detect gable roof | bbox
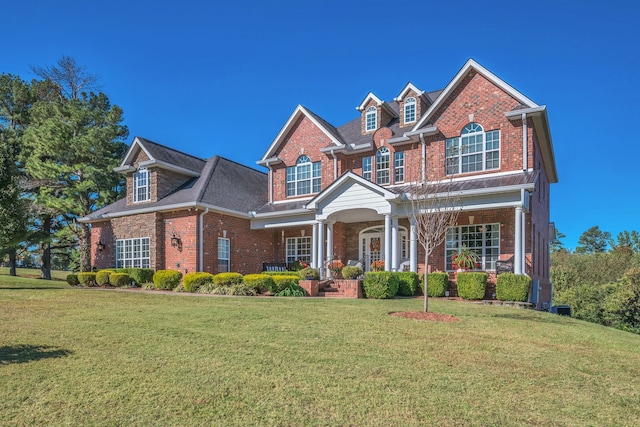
[115,136,206,176]
[393,82,425,101]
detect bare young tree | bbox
[407,180,460,312]
[31,55,101,100]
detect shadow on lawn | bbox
[0,344,74,365]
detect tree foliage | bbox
[575,225,611,254]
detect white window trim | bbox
[286,155,321,197]
[376,147,390,185]
[394,151,404,183]
[445,223,500,271]
[133,168,150,202]
[404,97,416,124]
[218,237,230,273]
[365,106,377,132]
[445,123,500,176]
[362,157,372,181]
[286,236,312,265]
[116,237,150,268]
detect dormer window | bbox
[286,155,321,197]
[365,106,377,131]
[404,97,416,124]
[133,168,150,202]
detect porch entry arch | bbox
[358,225,408,271]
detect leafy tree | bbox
[550,228,566,253]
[575,226,611,254]
[611,230,640,254]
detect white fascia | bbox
[114,165,135,173]
[118,137,153,168]
[251,208,311,219]
[80,202,251,222]
[138,159,200,177]
[388,126,438,145]
[393,82,424,101]
[356,92,384,111]
[505,106,547,119]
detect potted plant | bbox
[452,246,479,271]
[328,260,344,278]
[370,259,385,272]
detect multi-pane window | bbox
[365,106,377,131]
[286,155,321,197]
[394,151,404,183]
[218,238,230,272]
[116,237,150,268]
[362,157,372,181]
[286,237,312,265]
[133,168,150,202]
[404,97,416,124]
[445,123,500,175]
[445,224,500,271]
[375,147,390,185]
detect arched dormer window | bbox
[365,106,377,131]
[404,97,416,124]
[445,123,500,175]
[133,167,150,202]
[375,147,390,184]
[286,155,321,197]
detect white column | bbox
[384,214,392,271]
[410,217,418,273]
[391,216,399,271]
[326,222,334,278]
[521,209,527,274]
[317,221,325,279]
[514,206,523,274]
[312,222,318,269]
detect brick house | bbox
[82,59,557,307]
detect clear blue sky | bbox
[3,0,638,250]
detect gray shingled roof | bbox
[391,170,538,195]
[136,137,207,173]
[254,200,308,214]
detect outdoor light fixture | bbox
[96,241,106,251]
[171,234,182,250]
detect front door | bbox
[363,234,384,271]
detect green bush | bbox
[457,272,487,300]
[395,272,419,296]
[243,274,275,293]
[601,268,640,333]
[96,270,114,286]
[153,270,183,290]
[262,271,297,276]
[275,284,308,297]
[197,282,219,294]
[227,284,257,296]
[183,272,215,292]
[66,274,80,286]
[496,273,531,302]
[110,273,132,287]
[298,267,320,280]
[420,272,449,297]
[271,275,299,293]
[341,265,362,279]
[119,268,155,285]
[362,272,399,299]
[77,272,97,287]
[213,272,243,286]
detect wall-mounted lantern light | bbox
[97,241,106,251]
[171,234,182,250]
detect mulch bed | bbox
[389,311,459,322]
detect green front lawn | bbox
[1,275,639,426]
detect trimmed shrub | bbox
[96,270,114,286]
[183,272,215,293]
[197,282,219,294]
[395,272,419,296]
[341,265,362,279]
[77,272,97,287]
[457,272,488,300]
[66,274,80,286]
[420,272,449,297]
[298,267,319,280]
[243,274,275,293]
[496,273,531,302]
[153,270,183,290]
[271,275,299,293]
[141,282,156,290]
[227,284,257,296]
[213,272,243,286]
[121,268,154,285]
[110,273,132,287]
[275,284,308,297]
[362,272,399,299]
[262,271,298,276]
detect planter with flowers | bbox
[370,259,385,272]
[328,260,344,278]
[451,246,480,271]
[287,259,309,272]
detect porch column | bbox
[514,206,523,274]
[391,216,399,271]
[384,214,392,271]
[312,222,318,269]
[410,217,418,273]
[326,222,334,278]
[317,221,325,279]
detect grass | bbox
[1,274,639,426]
[0,267,70,281]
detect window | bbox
[394,151,404,183]
[445,224,500,271]
[116,237,150,268]
[376,147,390,184]
[365,106,377,131]
[218,238,230,272]
[404,97,416,124]
[133,168,150,202]
[362,157,372,181]
[286,237,312,265]
[286,155,321,197]
[445,123,500,175]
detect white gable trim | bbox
[306,171,398,210]
[118,136,154,168]
[259,105,344,163]
[412,59,540,131]
[356,92,384,111]
[394,82,424,101]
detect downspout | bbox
[198,207,209,272]
[419,133,426,182]
[330,149,338,180]
[266,162,273,204]
[522,112,528,171]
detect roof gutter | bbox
[198,207,209,271]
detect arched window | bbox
[365,106,377,131]
[445,123,500,175]
[404,97,416,124]
[376,147,390,184]
[286,155,321,197]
